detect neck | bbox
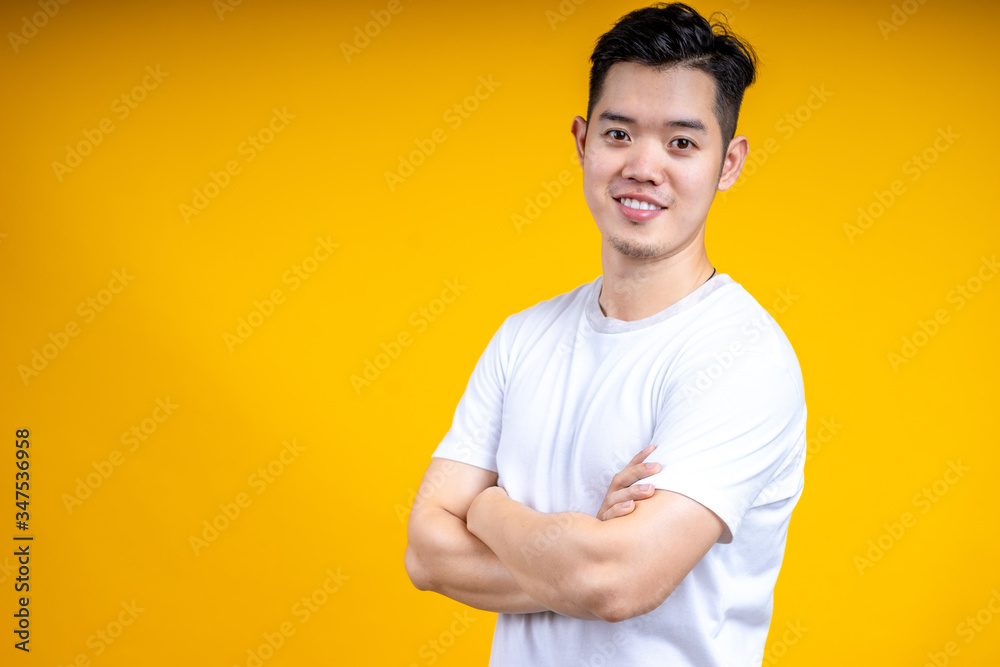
[598,237,714,322]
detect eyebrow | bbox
[597,110,708,134]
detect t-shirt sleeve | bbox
[640,340,807,543]
[430,318,510,472]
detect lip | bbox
[613,193,667,222]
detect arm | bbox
[466,485,725,623]
[404,457,546,613]
[404,447,664,614]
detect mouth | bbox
[614,196,666,222]
[616,197,664,211]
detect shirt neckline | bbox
[585,273,733,334]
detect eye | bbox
[672,138,694,150]
[606,129,629,142]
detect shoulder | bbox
[496,277,598,340]
[667,274,804,404]
[675,275,803,393]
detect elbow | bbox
[404,510,449,593]
[589,592,664,624]
[577,563,675,623]
[588,592,644,624]
[593,600,637,625]
[405,513,440,592]
[404,543,432,591]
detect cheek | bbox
[674,161,718,201]
[581,164,608,204]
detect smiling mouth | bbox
[615,197,664,211]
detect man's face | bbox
[571,62,746,261]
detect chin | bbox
[607,234,664,259]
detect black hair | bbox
[587,3,758,149]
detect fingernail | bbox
[640,484,653,492]
[645,462,659,470]
[621,500,633,508]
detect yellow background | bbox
[1,0,998,664]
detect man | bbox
[404,3,807,665]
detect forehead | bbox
[594,62,719,133]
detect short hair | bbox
[587,3,758,149]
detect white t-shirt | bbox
[432,273,807,667]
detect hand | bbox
[596,444,662,521]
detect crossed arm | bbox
[404,445,726,623]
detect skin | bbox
[403,447,661,614]
[570,62,749,321]
[405,61,751,622]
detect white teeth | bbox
[619,197,661,211]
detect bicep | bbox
[411,457,498,523]
[644,347,806,542]
[590,489,725,619]
[630,489,726,565]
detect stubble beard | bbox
[607,232,664,259]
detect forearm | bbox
[405,504,549,614]
[466,488,611,620]
[468,486,724,623]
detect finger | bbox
[633,460,662,482]
[608,460,663,491]
[598,484,657,520]
[602,483,656,510]
[599,499,637,521]
[625,443,657,468]
[608,445,660,488]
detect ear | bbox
[716,134,749,191]
[570,116,588,169]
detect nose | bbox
[620,139,665,185]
